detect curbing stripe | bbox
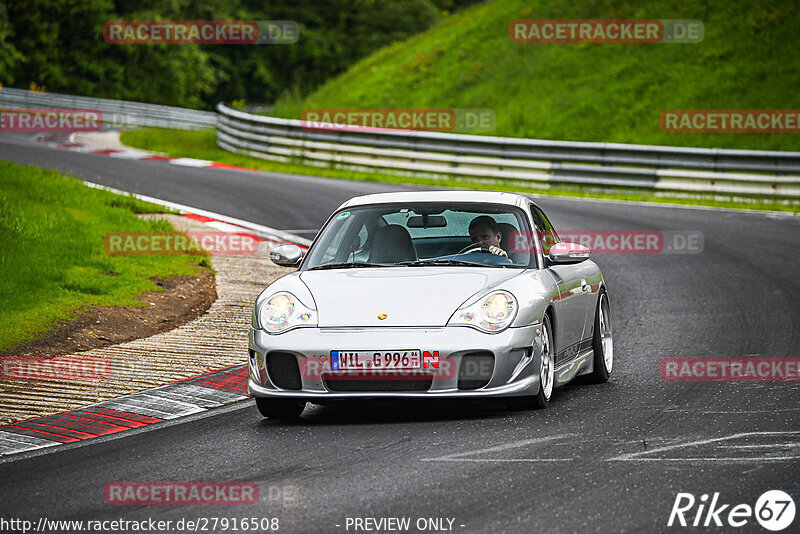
[14,421,108,440]
[23,413,133,437]
[94,399,200,420]
[79,407,164,425]
[41,134,314,246]
[133,392,208,414]
[168,157,215,167]
[0,434,59,453]
[147,389,233,409]
[82,181,312,247]
[0,365,249,458]
[46,138,259,173]
[66,411,150,429]
[185,367,249,396]
[1,425,79,443]
[156,382,242,405]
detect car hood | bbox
[300,267,521,327]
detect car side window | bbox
[351,224,369,261]
[316,214,363,263]
[529,204,559,255]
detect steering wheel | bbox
[456,243,491,255]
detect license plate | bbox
[330,350,421,370]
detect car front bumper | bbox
[248,324,544,399]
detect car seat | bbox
[368,225,418,263]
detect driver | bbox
[468,216,508,257]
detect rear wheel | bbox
[511,313,554,410]
[587,291,613,383]
[255,397,306,419]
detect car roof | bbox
[339,190,530,209]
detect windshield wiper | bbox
[398,259,493,267]
[308,261,393,271]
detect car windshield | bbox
[303,202,534,269]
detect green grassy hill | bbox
[273,0,800,151]
[0,161,208,351]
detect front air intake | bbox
[322,372,432,392]
[265,352,302,390]
[458,352,494,390]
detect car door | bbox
[530,204,591,364]
[578,259,602,343]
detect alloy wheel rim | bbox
[541,323,554,399]
[599,294,613,373]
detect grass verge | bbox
[120,127,800,213]
[0,160,210,351]
[272,0,800,152]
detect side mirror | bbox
[269,244,303,267]
[548,242,590,264]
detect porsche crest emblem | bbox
[377,313,388,320]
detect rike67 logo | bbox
[669,490,796,531]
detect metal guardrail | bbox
[3,89,796,197]
[0,88,216,129]
[216,103,800,198]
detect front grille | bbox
[458,351,494,390]
[322,372,432,392]
[265,352,302,390]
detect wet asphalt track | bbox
[1,133,799,533]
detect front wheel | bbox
[587,291,613,383]
[511,313,554,410]
[255,397,306,419]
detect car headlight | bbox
[449,290,517,333]
[258,292,317,334]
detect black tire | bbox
[511,313,554,410]
[255,397,306,419]
[587,291,613,383]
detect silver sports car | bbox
[248,191,613,419]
